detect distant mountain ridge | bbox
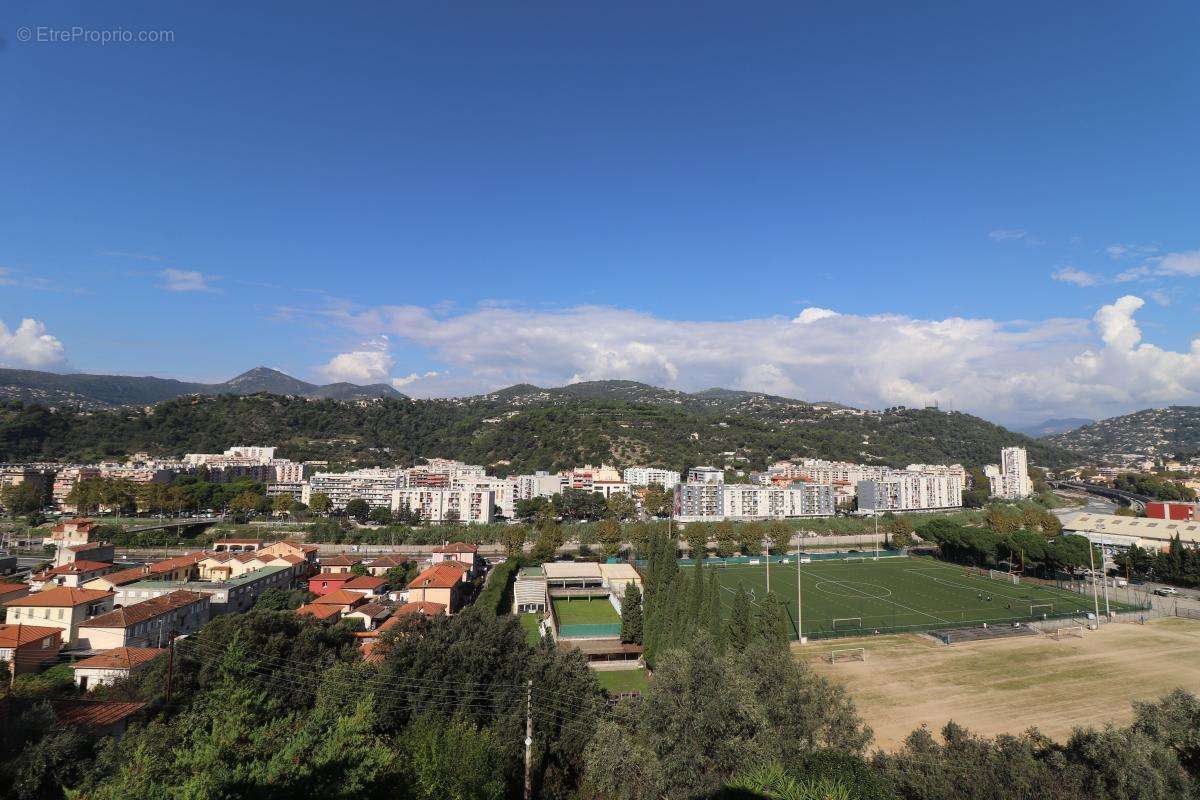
[1045,406,1200,461]
[0,366,405,408]
[1018,417,1095,438]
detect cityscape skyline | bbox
[3,3,1200,425]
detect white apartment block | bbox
[406,458,487,488]
[303,468,405,510]
[183,446,277,466]
[856,471,964,513]
[563,464,623,491]
[513,472,565,500]
[454,476,517,519]
[675,481,835,521]
[687,466,725,484]
[623,467,681,489]
[391,488,495,524]
[984,447,1033,500]
[722,483,836,520]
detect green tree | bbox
[405,713,507,800]
[271,493,293,515]
[607,492,636,521]
[368,506,393,525]
[501,523,528,557]
[767,520,792,557]
[725,586,754,653]
[597,517,622,557]
[642,483,673,518]
[308,492,332,514]
[345,498,370,522]
[621,582,644,645]
[715,521,737,558]
[685,523,709,562]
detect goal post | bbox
[828,647,866,663]
[842,556,865,563]
[1052,625,1085,640]
[1030,603,1053,618]
[832,617,863,631]
[988,569,1020,585]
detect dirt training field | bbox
[802,617,1200,750]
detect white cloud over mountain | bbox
[314,337,394,383]
[306,295,1200,423]
[0,318,67,369]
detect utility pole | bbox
[523,679,533,800]
[166,633,176,703]
[765,535,770,594]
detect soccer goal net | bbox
[832,617,863,631]
[843,556,866,563]
[828,647,867,664]
[988,569,1020,585]
[1052,625,1085,640]
[1030,603,1053,618]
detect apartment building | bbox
[984,447,1033,500]
[623,467,681,489]
[78,590,210,650]
[857,470,964,513]
[303,468,404,510]
[686,466,724,484]
[674,482,724,521]
[513,471,565,501]
[406,458,487,488]
[454,476,517,518]
[564,464,623,491]
[114,564,295,615]
[3,587,116,647]
[721,483,837,519]
[392,487,495,524]
[52,467,102,512]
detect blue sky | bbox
[2,1,1199,424]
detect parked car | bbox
[1155,587,1179,596]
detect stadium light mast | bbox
[765,534,770,594]
[796,536,805,644]
[1087,539,1101,627]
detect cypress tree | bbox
[707,569,724,652]
[754,591,789,649]
[725,585,753,653]
[620,582,643,644]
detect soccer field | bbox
[694,556,1140,640]
[551,597,621,626]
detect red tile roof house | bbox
[0,623,63,675]
[0,583,31,603]
[431,542,480,573]
[317,554,362,574]
[344,602,391,631]
[308,571,354,596]
[364,554,411,577]
[72,647,165,690]
[30,560,115,591]
[312,589,367,614]
[77,590,210,650]
[359,601,444,662]
[3,587,116,647]
[211,538,264,552]
[405,563,469,614]
[342,574,388,599]
[295,602,344,623]
[54,541,116,568]
[50,699,145,739]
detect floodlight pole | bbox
[765,536,770,594]
[1088,540,1101,626]
[1099,534,1111,618]
[796,536,804,644]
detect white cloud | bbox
[793,307,840,324]
[0,318,68,369]
[307,296,1200,423]
[160,268,217,292]
[314,338,395,384]
[392,371,441,389]
[988,229,1027,242]
[1155,250,1200,277]
[1051,266,1100,287]
[1105,243,1159,261]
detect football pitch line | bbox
[815,574,952,625]
[903,568,1033,603]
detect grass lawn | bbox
[518,613,543,645]
[596,668,648,694]
[551,597,621,626]
[688,555,1143,640]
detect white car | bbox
[1154,587,1179,597]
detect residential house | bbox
[54,541,115,568]
[405,562,469,614]
[84,552,205,593]
[317,554,361,574]
[296,602,343,622]
[73,647,165,690]
[312,589,366,614]
[3,587,116,647]
[30,560,114,591]
[211,538,264,552]
[0,583,30,603]
[344,602,391,631]
[50,699,145,739]
[114,565,295,615]
[308,571,354,596]
[0,623,62,674]
[78,590,210,650]
[431,542,480,574]
[364,554,410,577]
[343,575,388,599]
[43,518,97,548]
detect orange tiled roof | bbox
[394,601,446,617]
[79,590,206,629]
[72,647,165,671]
[0,623,62,647]
[343,575,386,590]
[4,587,113,608]
[407,563,466,590]
[312,589,365,607]
[433,542,479,554]
[319,554,362,567]
[34,560,112,578]
[296,602,342,620]
[51,699,145,729]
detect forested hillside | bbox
[0,389,1077,472]
[1046,406,1200,461]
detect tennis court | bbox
[692,556,1142,639]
